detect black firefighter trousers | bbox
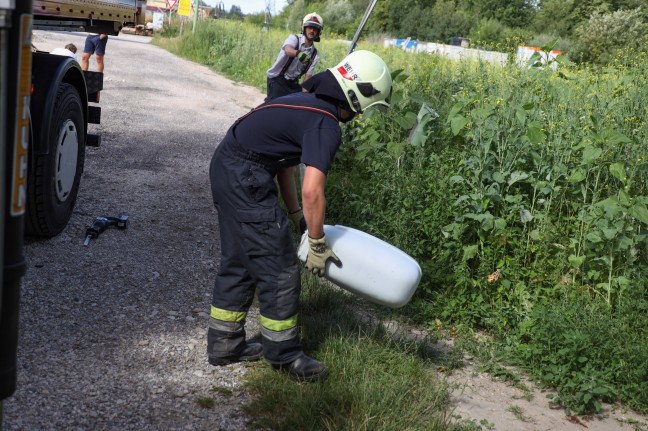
[207,130,303,365]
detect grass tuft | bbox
[243,274,454,431]
[196,396,215,409]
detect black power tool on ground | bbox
[83,215,129,246]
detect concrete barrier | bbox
[384,38,508,65]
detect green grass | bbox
[243,274,456,431]
[152,19,372,91]
[508,405,533,423]
[195,396,215,409]
[210,385,233,397]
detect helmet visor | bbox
[368,101,390,114]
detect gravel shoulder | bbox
[3,30,647,431]
[4,30,264,431]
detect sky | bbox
[202,0,288,15]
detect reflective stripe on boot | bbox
[208,306,247,359]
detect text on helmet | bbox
[337,63,360,81]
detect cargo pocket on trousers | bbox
[237,207,283,256]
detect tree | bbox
[365,0,390,34]
[428,0,474,42]
[575,7,647,63]
[385,0,420,37]
[402,5,425,39]
[324,0,355,36]
[469,17,505,46]
[229,5,243,19]
[465,0,535,27]
[287,0,306,30]
[531,0,645,38]
[532,0,577,36]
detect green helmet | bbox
[329,50,392,113]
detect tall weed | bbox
[154,20,648,414]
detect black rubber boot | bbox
[272,354,329,382]
[209,342,263,366]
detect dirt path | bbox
[448,364,647,430]
[3,30,646,431]
[376,316,648,431]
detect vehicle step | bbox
[86,134,101,147]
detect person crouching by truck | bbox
[51,43,78,60]
[206,50,393,383]
[265,13,323,101]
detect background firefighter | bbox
[207,50,393,382]
[265,12,323,101]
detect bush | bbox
[510,296,648,415]
[575,7,647,64]
[469,18,505,47]
[153,20,648,414]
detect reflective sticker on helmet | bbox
[337,63,359,81]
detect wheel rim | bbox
[55,119,79,202]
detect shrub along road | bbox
[2,30,646,431]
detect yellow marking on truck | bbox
[11,14,33,216]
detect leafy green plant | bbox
[510,296,648,415]
[154,20,648,414]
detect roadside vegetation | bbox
[154,12,648,425]
[244,276,457,430]
[221,0,647,66]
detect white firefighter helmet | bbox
[329,50,392,113]
[302,12,323,31]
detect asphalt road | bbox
[2,30,265,430]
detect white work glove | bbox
[288,209,306,235]
[305,235,340,277]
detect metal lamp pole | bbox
[192,0,199,34]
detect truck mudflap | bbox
[84,70,102,147]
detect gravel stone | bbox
[2,30,265,431]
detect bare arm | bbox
[277,166,300,214]
[283,44,299,58]
[302,165,327,239]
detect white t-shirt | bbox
[51,48,77,60]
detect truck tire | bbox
[25,83,86,237]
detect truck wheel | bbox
[26,83,86,237]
